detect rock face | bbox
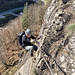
[15,0,75,75]
[15,58,36,75]
[73,1,75,10]
[54,32,75,75]
[36,0,75,75]
[39,0,72,55]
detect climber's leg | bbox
[25,46,33,56]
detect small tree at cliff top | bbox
[22,3,29,30]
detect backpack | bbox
[18,31,25,46]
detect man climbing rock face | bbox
[22,29,38,56]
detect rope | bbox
[35,35,54,75]
[44,51,67,75]
[35,34,66,75]
[38,48,54,75]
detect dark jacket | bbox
[22,35,36,48]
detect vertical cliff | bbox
[36,0,75,75]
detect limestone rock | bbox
[71,72,75,75]
[15,57,37,75]
[61,62,67,68]
[73,1,75,10]
[37,58,44,68]
[60,56,65,62]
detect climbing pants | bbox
[25,45,38,56]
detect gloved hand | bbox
[31,39,35,43]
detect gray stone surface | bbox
[15,57,37,75]
[37,0,74,74]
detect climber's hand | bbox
[31,39,35,43]
[36,36,40,41]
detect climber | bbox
[21,29,40,56]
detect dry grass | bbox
[0,16,22,74]
[0,15,41,74]
[33,68,37,75]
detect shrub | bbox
[65,24,75,36]
[22,0,51,35]
[33,68,37,75]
